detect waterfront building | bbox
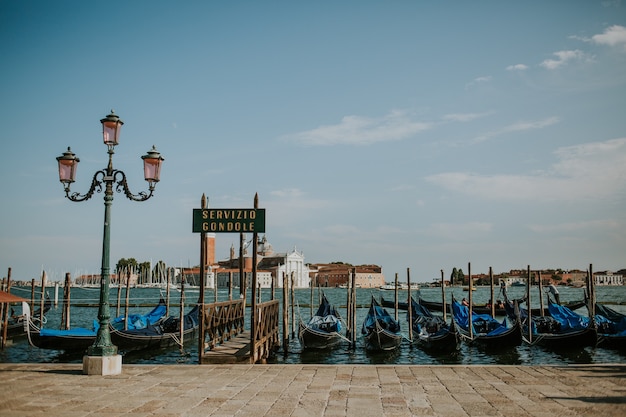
[214,236,310,289]
[594,271,624,286]
[311,263,385,288]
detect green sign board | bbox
[192,208,265,233]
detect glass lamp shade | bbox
[56,147,80,183]
[141,146,164,182]
[100,110,124,146]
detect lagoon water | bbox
[2,285,625,365]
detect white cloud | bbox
[506,64,528,71]
[281,109,431,146]
[473,116,559,143]
[270,188,304,198]
[591,25,626,49]
[465,76,492,89]
[426,137,626,202]
[540,50,585,69]
[442,112,492,122]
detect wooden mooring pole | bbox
[441,270,447,322]
[394,272,399,321]
[1,268,11,348]
[40,270,46,326]
[468,262,473,340]
[123,269,131,329]
[350,268,356,348]
[526,265,532,344]
[30,279,35,317]
[61,273,71,330]
[407,268,413,341]
[290,272,295,338]
[538,270,544,317]
[346,272,352,348]
[282,270,289,355]
[489,267,495,318]
[179,275,185,351]
[116,271,122,317]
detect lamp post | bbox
[56,110,164,374]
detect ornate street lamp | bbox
[56,110,163,373]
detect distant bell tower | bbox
[205,233,215,265]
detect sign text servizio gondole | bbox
[192,208,265,233]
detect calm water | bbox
[2,285,625,365]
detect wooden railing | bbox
[202,299,245,350]
[251,299,280,363]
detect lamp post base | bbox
[82,354,122,376]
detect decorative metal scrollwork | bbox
[64,170,106,202]
[64,169,154,203]
[112,170,154,202]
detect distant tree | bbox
[138,261,151,284]
[457,269,465,285]
[476,277,488,286]
[330,261,352,266]
[116,258,138,272]
[450,268,458,286]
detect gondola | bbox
[409,297,460,352]
[382,296,586,317]
[26,298,168,352]
[4,295,52,341]
[504,298,597,349]
[451,296,522,348]
[594,302,626,350]
[361,296,402,351]
[298,293,344,349]
[110,304,199,352]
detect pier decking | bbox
[201,330,251,364]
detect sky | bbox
[1,1,625,283]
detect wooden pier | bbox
[198,299,279,364]
[200,330,251,363]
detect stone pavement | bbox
[1,363,625,417]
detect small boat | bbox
[451,296,522,348]
[594,303,626,350]
[504,300,597,349]
[361,296,402,351]
[379,284,397,290]
[298,293,344,349]
[4,296,52,341]
[110,304,199,352]
[409,298,460,352]
[26,298,168,352]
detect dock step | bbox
[200,331,251,364]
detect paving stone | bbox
[1,363,626,416]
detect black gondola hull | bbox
[298,323,343,349]
[456,319,523,348]
[529,326,597,349]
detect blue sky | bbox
[1,1,625,283]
